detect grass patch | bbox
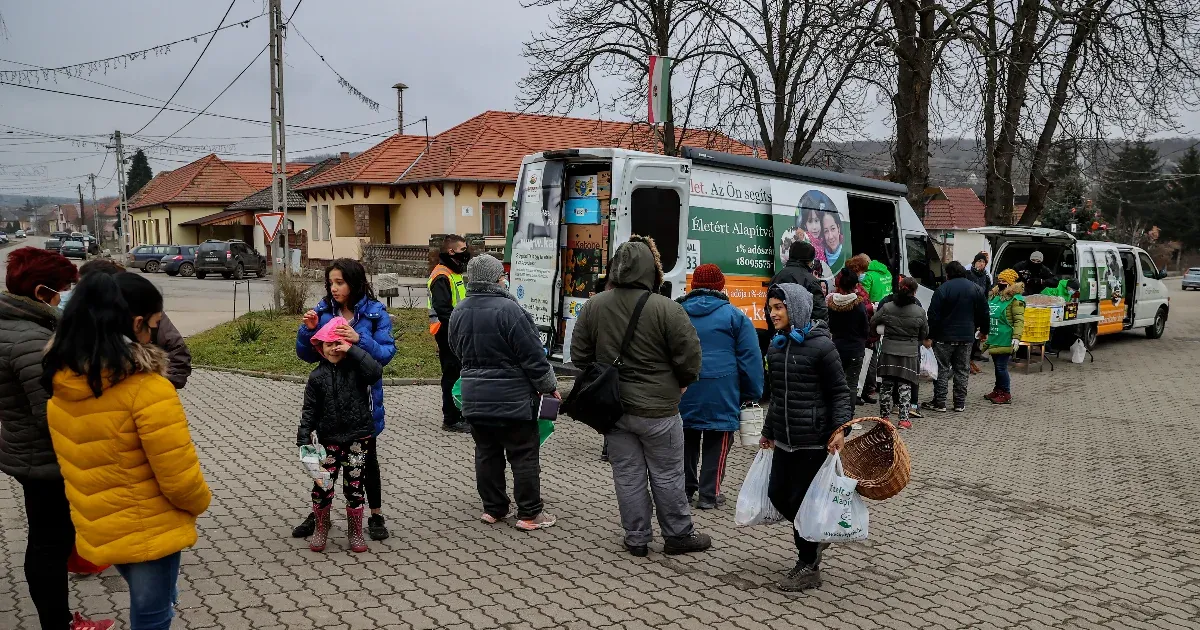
[188,308,440,379]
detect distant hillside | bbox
[0,194,75,208]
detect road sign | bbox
[256,212,285,242]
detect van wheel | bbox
[1146,308,1167,339]
[1082,323,1098,349]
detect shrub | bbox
[236,318,264,343]
[274,270,312,316]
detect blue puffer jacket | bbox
[296,296,395,435]
[678,289,764,432]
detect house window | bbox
[310,206,319,240]
[321,205,331,241]
[482,202,506,237]
[155,220,161,244]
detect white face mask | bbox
[57,289,72,311]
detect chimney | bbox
[340,152,350,162]
[393,83,408,135]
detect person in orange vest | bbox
[429,234,470,433]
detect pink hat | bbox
[311,316,349,345]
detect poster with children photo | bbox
[770,182,851,283]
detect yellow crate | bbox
[1022,307,1051,343]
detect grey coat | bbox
[155,313,192,389]
[449,282,557,425]
[870,297,929,358]
[0,293,60,480]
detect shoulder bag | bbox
[564,291,652,434]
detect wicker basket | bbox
[832,417,912,500]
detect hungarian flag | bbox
[648,55,672,124]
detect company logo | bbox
[516,284,525,299]
[528,172,539,186]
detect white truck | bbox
[504,147,939,363]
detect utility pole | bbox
[269,0,289,308]
[111,131,129,257]
[88,174,99,245]
[77,184,85,233]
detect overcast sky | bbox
[1,0,1197,200]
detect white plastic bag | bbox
[856,348,874,394]
[734,450,785,526]
[299,432,332,489]
[1070,339,1086,364]
[919,345,938,381]
[795,452,869,543]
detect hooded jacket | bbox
[871,294,929,358]
[298,344,385,446]
[927,276,990,343]
[47,343,211,566]
[677,289,764,432]
[860,260,894,304]
[826,291,870,360]
[296,295,395,435]
[449,281,557,425]
[763,284,853,448]
[0,292,60,480]
[570,241,702,418]
[767,260,828,322]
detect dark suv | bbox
[195,240,268,280]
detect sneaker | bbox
[696,500,718,510]
[71,612,115,630]
[663,532,712,555]
[625,542,649,557]
[898,419,913,429]
[291,512,316,538]
[984,389,1000,401]
[908,407,924,419]
[515,512,557,531]
[921,402,948,413]
[953,406,966,413]
[715,494,727,507]
[991,392,1012,405]
[367,514,390,541]
[775,563,822,592]
[480,511,507,524]
[442,421,471,433]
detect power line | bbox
[290,23,379,111]
[131,0,240,136]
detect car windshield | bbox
[199,242,227,253]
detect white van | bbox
[504,147,941,362]
[971,227,1170,346]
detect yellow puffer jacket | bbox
[47,343,211,566]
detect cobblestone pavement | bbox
[4,284,1200,629]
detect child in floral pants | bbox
[298,317,383,553]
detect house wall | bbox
[133,204,226,245]
[931,230,990,268]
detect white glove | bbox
[1011,339,1021,352]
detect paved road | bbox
[2,282,1199,629]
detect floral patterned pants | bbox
[311,438,371,509]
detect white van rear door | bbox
[1134,250,1168,325]
[613,157,691,299]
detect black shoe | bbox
[775,562,822,592]
[625,542,649,557]
[664,532,712,555]
[442,421,471,433]
[715,494,726,506]
[696,500,717,510]
[860,392,877,404]
[367,514,390,541]
[292,512,316,538]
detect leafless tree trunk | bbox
[518,0,716,155]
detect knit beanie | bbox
[973,251,989,265]
[691,263,725,291]
[998,268,1019,285]
[466,254,504,284]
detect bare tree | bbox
[697,0,886,163]
[518,0,717,155]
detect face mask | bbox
[858,273,866,282]
[150,325,159,345]
[56,289,72,312]
[452,250,472,264]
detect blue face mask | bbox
[57,289,72,312]
[858,273,866,282]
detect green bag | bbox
[452,378,463,410]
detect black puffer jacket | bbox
[763,284,853,448]
[449,282,557,425]
[297,345,384,446]
[0,293,60,480]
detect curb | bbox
[194,366,441,386]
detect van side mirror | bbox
[1156,270,1169,280]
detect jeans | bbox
[472,422,543,520]
[607,413,694,546]
[767,448,829,567]
[683,429,733,505]
[116,552,181,630]
[933,341,972,408]
[993,354,1012,393]
[434,326,462,426]
[18,477,75,630]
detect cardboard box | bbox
[597,171,612,186]
[566,224,603,249]
[564,197,601,224]
[568,175,597,199]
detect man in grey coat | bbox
[449,254,559,531]
[570,236,710,557]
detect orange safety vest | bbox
[427,265,466,335]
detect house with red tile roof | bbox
[294,110,755,261]
[922,186,991,266]
[127,154,305,249]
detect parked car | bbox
[162,245,199,277]
[129,244,173,272]
[59,239,87,260]
[195,240,268,280]
[15,229,26,239]
[50,231,68,241]
[43,238,62,253]
[0,233,8,244]
[1183,267,1200,291]
[81,235,100,255]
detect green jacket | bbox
[861,260,893,303]
[985,283,1025,355]
[570,241,702,418]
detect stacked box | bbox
[597,171,612,217]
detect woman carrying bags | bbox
[293,259,397,542]
[984,269,1025,405]
[44,272,211,630]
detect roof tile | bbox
[923,187,987,230]
[129,155,305,210]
